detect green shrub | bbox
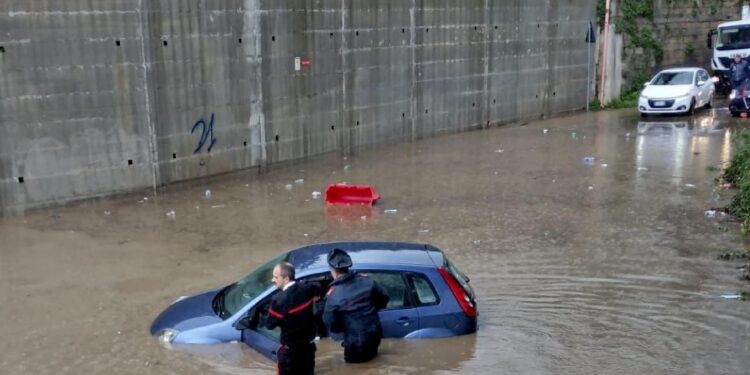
[725,130,750,229]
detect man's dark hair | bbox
[276,261,295,280]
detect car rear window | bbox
[445,260,474,299]
[408,274,439,305]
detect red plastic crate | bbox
[325,184,380,206]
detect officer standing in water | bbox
[323,248,389,363]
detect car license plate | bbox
[654,101,665,107]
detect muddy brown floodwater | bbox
[2,107,750,374]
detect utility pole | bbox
[598,0,612,105]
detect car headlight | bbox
[640,94,649,99]
[159,329,179,345]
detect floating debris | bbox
[204,190,211,198]
[104,211,111,216]
[384,209,398,214]
[312,191,322,199]
[211,205,225,209]
[166,210,176,219]
[285,184,293,191]
[295,178,304,184]
[417,229,430,234]
[685,184,696,188]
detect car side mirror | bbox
[643,82,651,88]
[707,29,716,49]
[234,308,256,330]
[697,80,706,87]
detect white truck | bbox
[708,16,750,94]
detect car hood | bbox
[150,288,223,335]
[642,85,692,98]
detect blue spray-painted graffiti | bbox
[191,113,217,153]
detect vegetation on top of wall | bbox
[596,0,662,105]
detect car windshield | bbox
[214,252,286,319]
[651,72,694,86]
[717,25,750,51]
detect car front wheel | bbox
[686,98,696,116]
[704,95,713,109]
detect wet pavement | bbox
[2,106,750,374]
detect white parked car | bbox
[638,68,715,117]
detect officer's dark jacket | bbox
[323,272,389,345]
[731,59,750,82]
[264,281,321,347]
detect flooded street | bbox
[2,107,750,374]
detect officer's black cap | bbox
[327,248,352,269]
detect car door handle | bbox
[396,317,413,326]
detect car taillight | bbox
[439,267,477,318]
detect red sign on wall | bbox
[301,58,311,67]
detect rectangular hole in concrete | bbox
[115,40,120,46]
[243,141,247,146]
[18,177,24,183]
[238,38,242,44]
[172,153,176,159]
[163,40,168,46]
[275,135,279,142]
[0,46,5,53]
[128,159,133,165]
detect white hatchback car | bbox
[638,68,714,117]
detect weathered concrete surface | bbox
[1,108,749,374]
[0,0,598,215]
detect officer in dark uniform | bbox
[730,55,750,90]
[264,261,321,375]
[323,248,389,363]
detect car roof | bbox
[286,241,444,273]
[658,67,702,74]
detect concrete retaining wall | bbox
[0,0,597,215]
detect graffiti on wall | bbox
[192,113,217,153]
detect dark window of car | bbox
[220,252,286,319]
[365,271,411,310]
[407,273,440,306]
[247,297,281,341]
[652,71,693,86]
